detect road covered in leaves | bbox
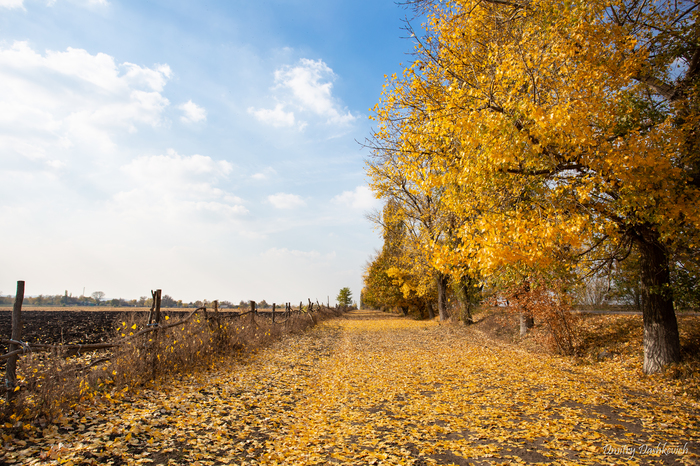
[2,310,699,465]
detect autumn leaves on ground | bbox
[2,310,698,466]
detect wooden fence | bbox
[1,280,344,402]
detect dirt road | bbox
[2,310,698,465]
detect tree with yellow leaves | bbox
[366,121,461,320]
[371,0,700,373]
[362,201,436,317]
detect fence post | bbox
[250,301,255,324]
[5,280,25,402]
[148,290,157,324]
[154,289,162,325]
[300,301,303,313]
[272,303,276,323]
[213,300,220,328]
[151,289,162,380]
[308,299,312,313]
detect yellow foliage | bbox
[368,0,700,283]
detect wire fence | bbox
[1,280,347,404]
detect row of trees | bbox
[363,0,700,373]
[0,292,234,309]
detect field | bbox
[0,307,249,360]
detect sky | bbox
[0,0,419,304]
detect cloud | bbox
[251,167,277,180]
[45,0,110,6]
[247,103,295,128]
[332,186,380,210]
[249,58,355,129]
[114,150,247,221]
[121,149,232,181]
[179,100,206,123]
[267,192,306,209]
[0,41,172,163]
[0,0,24,9]
[274,59,355,125]
[261,247,336,261]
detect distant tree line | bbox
[0,292,306,310]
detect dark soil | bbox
[0,310,211,365]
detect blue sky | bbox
[0,0,417,304]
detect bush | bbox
[500,279,581,356]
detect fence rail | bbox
[2,280,344,402]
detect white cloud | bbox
[46,0,110,6]
[261,247,336,261]
[121,149,232,181]
[267,192,306,209]
[179,100,206,123]
[274,59,355,125]
[114,150,246,221]
[332,186,380,210]
[250,58,355,129]
[0,0,24,9]
[251,167,277,180]
[247,104,296,128]
[0,41,172,163]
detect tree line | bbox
[0,291,246,309]
[362,0,700,373]
[0,291,357,310]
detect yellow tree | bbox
[374,0,700,373]
[367,111,461,320]
[362,201,435,317]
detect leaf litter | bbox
[1,310,698,465]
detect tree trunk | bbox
[634,229,681,374]
[517,280,533,337]
[436,272,449,321]
[519,313,534,337]
[459,276,479,324]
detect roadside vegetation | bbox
[0,305,346,427]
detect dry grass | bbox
[0,306,346,426]
[470,307,700,399]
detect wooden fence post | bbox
[308,299,312,313]
[151,289,162,380]
[250,301,256,323]
[6,280,25,402]
[272,303,276,323]
[299,301,303,313]
[213,300,220,329]
[154,289,162,325]
[148,290,156,325]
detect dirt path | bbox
[2,310,698,465]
